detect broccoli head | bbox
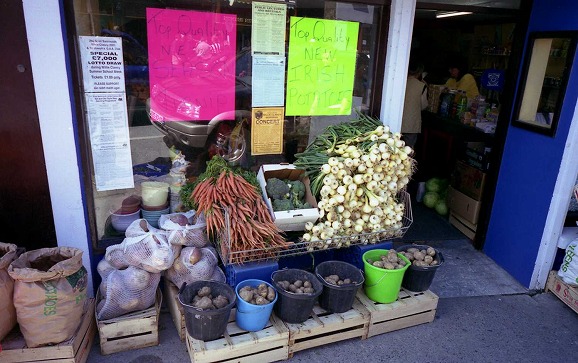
[273,199,293,211]
[266,177,290,200]
[289,180,305,199]
[288,180,306,206]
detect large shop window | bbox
[70,0,389,247]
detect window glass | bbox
[72,0,385,244]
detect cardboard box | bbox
[451,160,487,200]
[257,164,320,231]
[447,186,481,225]
[449,212,476,240]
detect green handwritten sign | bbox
[285,17,359,116]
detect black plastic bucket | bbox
[271,269,323,324]
[178,280,236,341]
[315,261,364,313]
[398,244,444,292]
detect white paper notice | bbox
[85,93,134,191]
[79,36,126,93]
[252,2,287,56]
[252,55,286,107]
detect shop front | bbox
[16,0,577,299]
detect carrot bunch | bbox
[191,170,291,263]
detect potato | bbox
[426,247,436,256]
[267,286,276,300]
[239,289,254,302]
[293,280,303,288]
[194,296,215,310]
[413,251,426,261]
[212,295,229,309]
[424,255,434,265]
[122,267,151,290]
[197,286,212,297]
[97,259,115,279]
[277,280,290,290]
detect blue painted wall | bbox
[484,0,578,287]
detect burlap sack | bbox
[8,247,88,347]
[0,242,18,341]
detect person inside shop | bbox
[445,57,480,99]
[401,60,429,150]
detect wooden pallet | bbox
[546,270,578,314]
[164,280,187,341]
[96,288,162,355]
[186,313,289,363]
[357,288,438,338]
[284,299,370,357]
[0,299,96,363]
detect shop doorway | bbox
[404,2,525,247]
[0,0,57,250]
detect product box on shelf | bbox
[447,186,481,225]
[0,299,96,363]
[257,164,320,231]
[464,142,491,172]
[451,160,487,201]
[96,288,162,355]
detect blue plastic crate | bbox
[225,260,279,287]
[278,250,336,272]
[278,253,314,271]
[334,240,394,269]
[311,249,335,268]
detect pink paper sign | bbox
[146,8,237,122]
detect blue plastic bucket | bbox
[235,279,277,331]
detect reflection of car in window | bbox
[148,48,252,166]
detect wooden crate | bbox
[96,288,162,355]
[546,270,578,314]
[186,313,289,363]
[284,299,370,357]
[357,288,438,338]
[0,299,96,363]
[164,280,187,341]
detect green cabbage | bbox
[425,178,449,193]
[423,192,439,208]
[435,200,448,216]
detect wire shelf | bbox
[216,191,413,265]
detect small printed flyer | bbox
[251,1,287,56]
[252,55,286,107]
[79,36,126,93]
[85,93,134,191]
[251,107,285,155]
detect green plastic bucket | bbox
[362,249,410,304]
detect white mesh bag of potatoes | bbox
[96,262,160,320]
[105,219,177,273]
[165,246,224,288]
[158,211,208,247]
